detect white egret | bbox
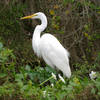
[21,12,71,78]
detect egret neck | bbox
[32,14,47,57]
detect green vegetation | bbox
[0,42,100,100]
[0,0,100,100]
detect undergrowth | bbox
[0,42,100,100]
[0,0,100,100]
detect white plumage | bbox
[21,12,71,78]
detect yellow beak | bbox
[20,14,37,20]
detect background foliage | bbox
[0,0,100,100]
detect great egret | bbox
[21,12,71,78]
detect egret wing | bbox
[40,34,71,78]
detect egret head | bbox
[21,12,47,30]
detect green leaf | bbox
[95,34,100,39]
[15,73,24,82]
[0,42,3,50]
[0,73,7,78]
[98,92,100,96]
[91,88,96,94]
[17,81,23,88]
[25,65,31,71]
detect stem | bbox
[40,76,53,86]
